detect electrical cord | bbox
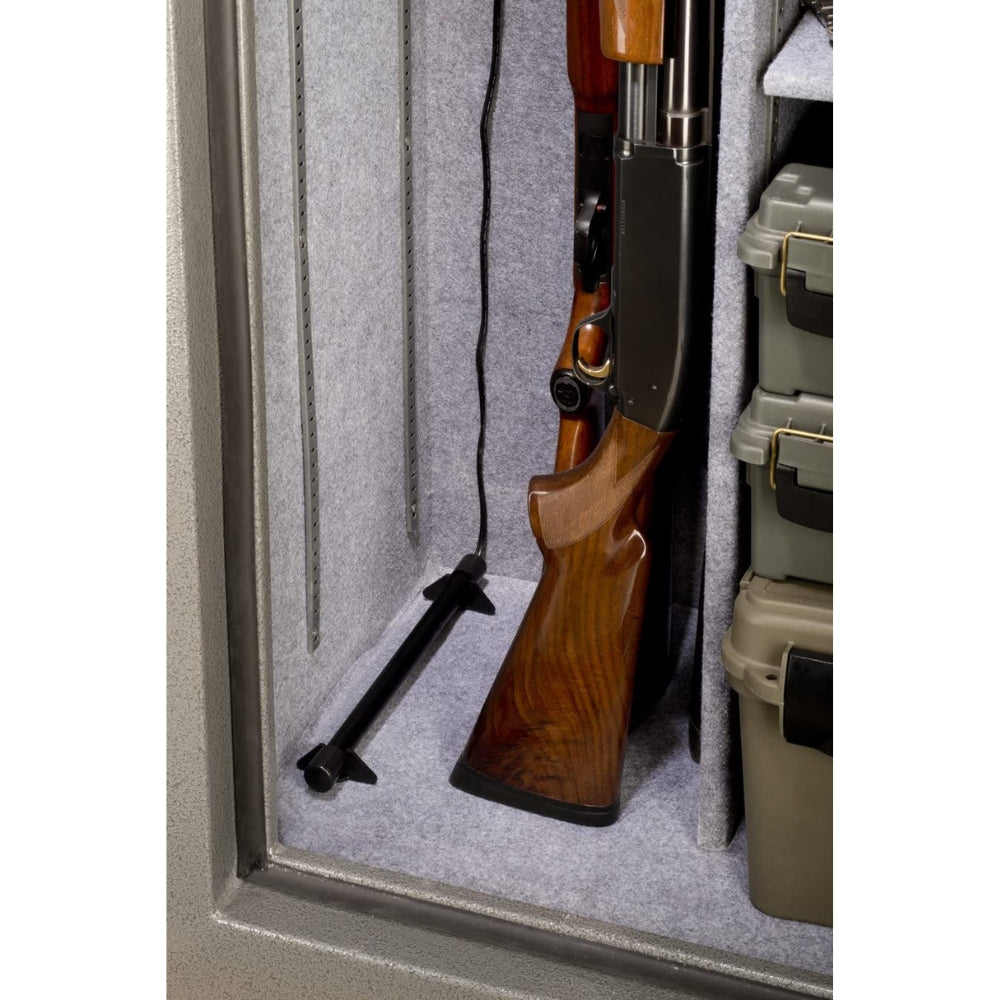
[473,0,504,561]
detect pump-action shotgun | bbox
[451,0,718,825]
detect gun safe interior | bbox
[250,0,832,989]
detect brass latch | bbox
[779,230,833,297]
[769,426,833,490]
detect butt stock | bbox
[451,411,674,825]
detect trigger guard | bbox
[572,309,613,388]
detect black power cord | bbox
[473,0,504,561]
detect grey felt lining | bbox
[256,0,429,758]
[254,0,832,979]
[695,0,808,850]
[764,14,833,102]
[410,0,576,582]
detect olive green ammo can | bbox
[730,386,832,585]
[722,570,832,927]
[738,163,833,398]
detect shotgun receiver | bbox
[451,0,718,826]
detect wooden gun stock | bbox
[451,410,674,824]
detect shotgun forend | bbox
[451,0,718,824]
[600,0,666,64]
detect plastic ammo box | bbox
[731,385,832,585]
[738,163,833,397]
[722,569,833,926]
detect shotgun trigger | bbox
[572,307,613,388]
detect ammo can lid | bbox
[738,163,833,282]
[730,386,832,483]
[721,569,833,708]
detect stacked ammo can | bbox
[724,164,833,926]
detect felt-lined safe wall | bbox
[254,0,832,982]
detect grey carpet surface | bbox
[278,568,832,976]
[764,13,833,102]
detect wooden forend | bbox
[599,0,665,65]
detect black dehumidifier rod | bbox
[296,554,495,791]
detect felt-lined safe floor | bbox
[277,567,833,977]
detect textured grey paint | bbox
[267,848,832,998]
[167,0,238,914]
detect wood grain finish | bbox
[599,0,665,64]
[459,411,674,810]
[567,0,619,114]
[553,277,610,472]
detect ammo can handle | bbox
[774,463,832,532]
[779,230,833,337]
[784,268,833,337]
[782,648,832,757]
